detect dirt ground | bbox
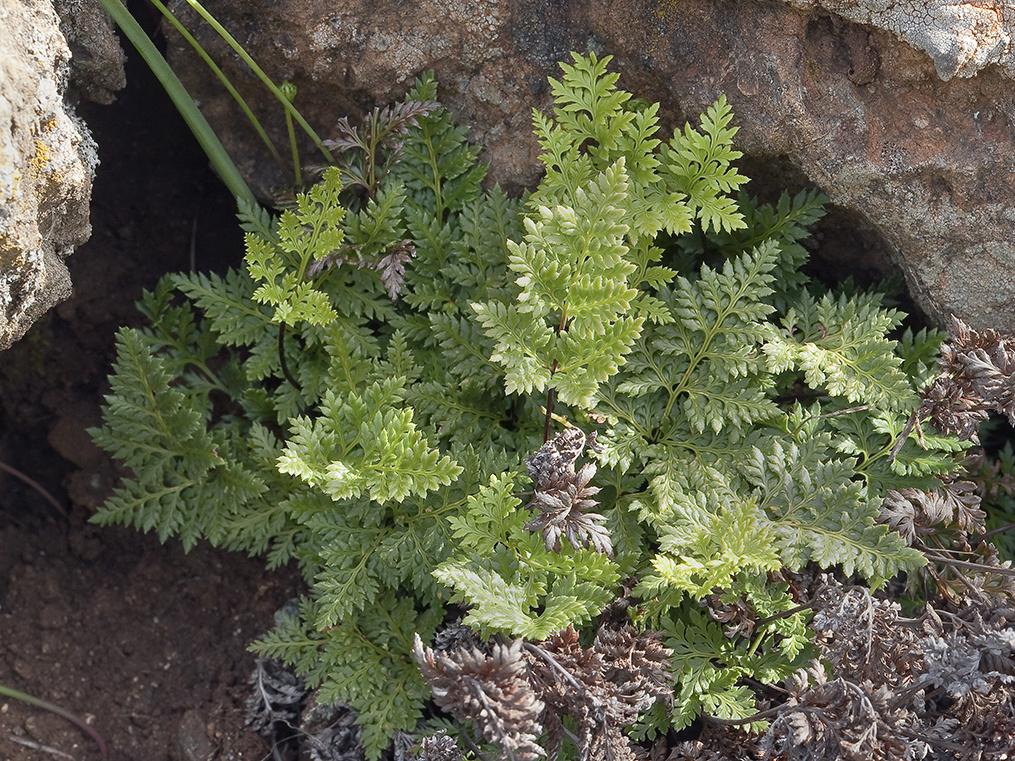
[0,18,303,761]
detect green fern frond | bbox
[246,167,345,327]
[254,595,441,761]
[237,196,278,241]
[744,437,925,585]
[277,380,463,504]
[661,95,748,233]
[437,472,619,639]
[172,269,270,347]
[396,73,486,220]
[766,290,915,411]
[547,52,633,156]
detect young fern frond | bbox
[277,379,463,504]
[246,167,345,327]
[660,95,749,233]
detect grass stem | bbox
[0,460,65,517]
[95,0,257,206]
[182,0,335,164]
[146,0,287,171]
[0,683,108,760]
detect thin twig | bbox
[917,545,1015,578]
[8,735,75,760]
[0,460,66,516]
[700,704,785,726]
[888,410,920,462]
[544,387,555,443]
[817,404,870,418]
[888,676,937,712]
[544,357,559,443]
[975,520,1015,543]
[753,602,815,628]
[897,725,969,753]
[522,642,586,695]
[941,561,989,604]
[453,718,492,761]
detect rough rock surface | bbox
[55,0,127,105]
[785,1,1015,80]
[164,0,1015,332]
[0,0,113,350]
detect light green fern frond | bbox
[743,436,925,585]
[245,167,345,327]
[436,472,620,639]
[765,289,915,412]
[660,95,748,233]
[277,379,462,504]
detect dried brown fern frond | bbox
[654,726,761,761]
[965,448,1015,502]
[246,655,308,737]
[325,100,440,195]
[414,731,464,761]
[795,590,1015,760]
[809,580,918,690]
[919,317,1015,444]
[703,592,759,639]
[524,428,612,557]
[912,602,1015,757]
[327,101,441,155]
[594,624,673,715]
[305,240,416,299]
[877,471,1015,602]
[917,603,1015,699]
[526,624,672,761]
[880,480,985,546]
[412,634,545,761]
[761,679,924,761]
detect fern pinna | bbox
[92,53,967,760]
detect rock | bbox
[163,0,1015,332]
[176,708,217,761]
[55,0,127,105]
[0,0,110,350]
[47,398,113,509]
[162,0,563,197]
[785,1,1015,81]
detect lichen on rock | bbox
[785,0,1014,80]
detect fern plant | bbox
[91,53,967,760]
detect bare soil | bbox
[0,17,302,761]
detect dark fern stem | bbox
[544,306,565,443]
[544,388,556,443]
[278,323,302,391]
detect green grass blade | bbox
[95,0,257,206]
[147,0,286,170]
[183,0,336,164]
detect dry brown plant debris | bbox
[919,317,1015,445]
[413,624,672,761]
[524,428,613,558]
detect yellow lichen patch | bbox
[31,138,51,174]
[651,0,682,23]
